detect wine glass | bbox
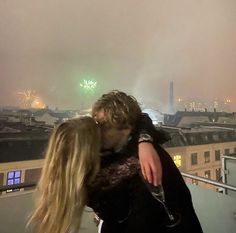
[151,185,181,228]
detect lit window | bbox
[173,154,182,168]
[7,170,21,193]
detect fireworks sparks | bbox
[80,79,97,91]
[17,90,45,109]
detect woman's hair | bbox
[28,116,101,233]
[92,90,142,130]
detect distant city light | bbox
[176,98,233,112]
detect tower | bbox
[169,81,174,113]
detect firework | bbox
[17,90,45,109]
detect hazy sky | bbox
[1,0,236,110]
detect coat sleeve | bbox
[134,113,171,145]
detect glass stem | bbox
[161,202,175,221]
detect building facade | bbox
[1,114,236,195]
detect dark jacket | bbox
[87,147,203,233]
[87,114,203,233]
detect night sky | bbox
[1,0,236,110]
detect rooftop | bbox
[161,125,236,148]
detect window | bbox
[212,134,219,141]
[204,151,210,163]
[204,170,211,179]
[224,148,230,155]
[216,168,221,181]
[190,136,194,144]
[7,170,21,193]
[222,133,228,140]
[215,150,221,161]
[173,154,182,168]
[192,173,198,185]
[191,153,198,165]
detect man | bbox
[89,90,203,233]
[92,90,168,186]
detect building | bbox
[0,122,51,195]
[0,116,236,233]
[164,110,236,128]
[33,109,72,126]
[162,126,236,191]
[160,111,236,191]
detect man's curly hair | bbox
[92,90,142,130]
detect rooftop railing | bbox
[1,172,236,233]
[181,172,236,192]
[0,182,36,192]
[1,171,236,193]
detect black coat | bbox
[87,114,203,233]
[87,145,203,233]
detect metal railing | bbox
[181,172,236,192]
[1,172,236,193]
[222,155,236,160]
[0,182,36,192]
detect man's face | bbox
[94,110,131,150]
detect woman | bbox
[29,117,101,233]
[28,114,164,233]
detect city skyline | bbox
[0,94,234,114]
[1,1,236,110]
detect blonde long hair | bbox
[28,117,101,233]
